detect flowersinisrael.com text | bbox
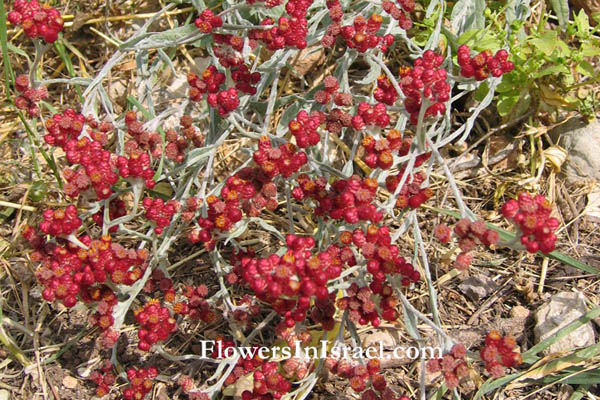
[198,340,443,361]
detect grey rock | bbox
[533,291,596,355]
[549,118,600,183]
[458,274,499,301]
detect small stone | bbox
[510,305,530,320]
[62,376,78,389]
[458,274,499,301]
[534,291,596,355]
[363,330,398,349]
[549,117,600,183]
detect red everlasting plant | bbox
[14,74,48,117]
[426,344,469,389]
[480,330,522,378]
[502,192,558,254]
[458,45,515,80]
[8,0,64,43]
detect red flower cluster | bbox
[123,366,159,400]
[208,87,241,116]
[189,145,298,248]
[232,65,261,95]
[362,129,405,170]
[322,16,393,52]
[49,112,157,199]
[8,0,64,43]
[212,339,264,378]
[288,110,323,148]
[325,357,408,399]
[134,299,177,351]
[179,197,202,223]
[351,102,391,130]
[501,193,558,253]
[44,108,85,148]
[340,225,420,320]
[426,344,468,389]
[213,34,247,67]
[293,174,383,224]
[90,360,116,397]
[14,74,48,117]
[142,198,180,235]
[229,168,278,216]
[87,291,120,348]
[164,128,188,163]
[86,238,148,286]
[480,330,522,378]
[326,0,344,22]
[433,223,452,243]
[374,74,399,106]
[187,67,241,116]
[172,284,217,323]
[211,339,294,399]
[40,205,81,237]
[33,240,91,308]
[337,14,393,53]
[281,357,309,380]
[194,9,223,33]
[125,112,204,163]
[62,168,89,198]
[249,16,308,50]
[115,148,156,189]
[177,374,195,394]
[242,361,292,399]
[400,50,450,125]
[324,107,353,134]
[337,283,381,326]
[231,295,262,329]
[385,169,433,210]
[451,218,500,270]
[274,320,313,347]
[382,0,414,30]
[314,75,341,105]
[232,234,353,327]
[64,137,119,200]
[25,230,148,313]
[179,115,205,147]
[188,67,226,100]
[189,190,242,249]
[458,45,514,80]
[310,297,337,330]
[249,0,314,51]
[253,136,308,179]
[142,268,173,296]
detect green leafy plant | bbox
[494,9,600,118]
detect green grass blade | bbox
[569,384,591,400]
[17,113,62,187]
[0,0,15,89]
[0,1,14,87]
[474,372,523,399]
[54,36,83,101]
[549,0,569,31]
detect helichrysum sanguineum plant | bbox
[7,0,572,398]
